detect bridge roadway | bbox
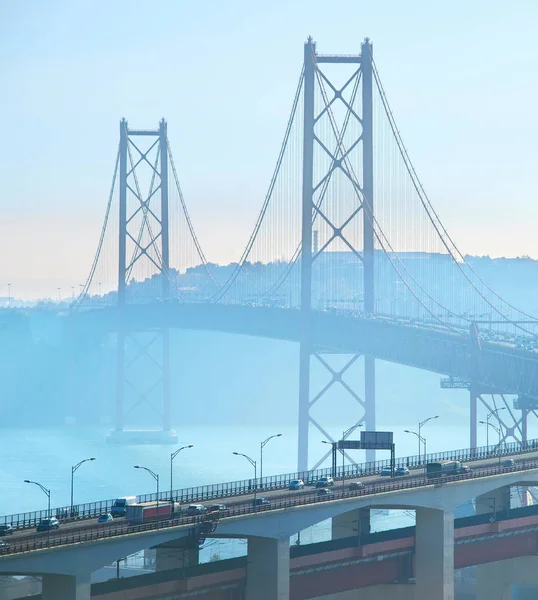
[4,448,538,556]
[79,504,538,600]
[69,304,538,398]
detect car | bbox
[252,497,270,507]
[289,479,305,490]
[348,481,364,490]
[0,525,13,536]
[395,467,410,476]
[503,459,516,467]
[186,504,207,516]
[97,513,113,524]
[36,517,60,532]
[0,541,10,554]
[461,465,472,473]
[315,476,334,488]
[381,467,393,476]
[207,504,228,513]
[317,488,334,496]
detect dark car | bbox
[36,517,60,532]
[315,476,334,488]
[0,525,13,536]
[395,467,410,476]
[252,497,270,507]
[317,488,334,496]
[186,504,207,516]
[348,481,364,490]
[207,504,228,513]
[0,541,10,554]
[503,459,516,468]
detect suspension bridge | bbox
[69,37,538,471]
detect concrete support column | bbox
[415,508,454,600]
[154,544,199,572]
[245,537,289,600]
[332,507,370,540]
[42,573,91,600]
[476,486,511,519]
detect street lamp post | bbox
[404,430,427,470]
[418,416,439,462]
[134,466,160,517]
[233,452,257,501]
[71,458,96,516]
[479,421,502,461]
[7,283,11,307]
[260,434,282,486]
[170,445,194,505]
[485,408,506,450]
[24,479,51,544]
[339,425,363,487]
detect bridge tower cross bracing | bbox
[298,38,376,470]
[113,118,174,442]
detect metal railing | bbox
[2,453,538,557]
[2,438,536,531]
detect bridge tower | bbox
[108,118,177,444]
[298,38,376,470]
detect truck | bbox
[125,502,172,524]
[426,460,468,479]
[110,496,137,518]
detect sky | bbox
[1,0,538,298]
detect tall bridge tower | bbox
[108,118,177,444]
[298,38,375,470]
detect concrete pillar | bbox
[245,537,289,600]
[476,486,511,519]
[476,556,538,600]
[154,544,199,572]
[42,573,91,600]
[332,508,370,540]
[414,508,454,600]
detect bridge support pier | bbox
[41,573,91,600]
[245,536,289,600]
[415,508,454,600]
[476,556,538,600]
[331,507,370,541]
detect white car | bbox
[288,479,305,490]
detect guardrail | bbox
[3,438,537,530]
[2,454,538,558]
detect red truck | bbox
[125,502,172,524]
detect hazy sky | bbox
[1,0,538,298]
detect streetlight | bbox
[485,408,506,450]
[404,430,426,468]
[233,452,257,501]
[134,465,160,517]
[57,287,61,302]
[7,283,11,307]
[71,458,96,516]
[479,421,502,458]
[260,434,282,485]
[170,445,193,504]
[25,479,51,545]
